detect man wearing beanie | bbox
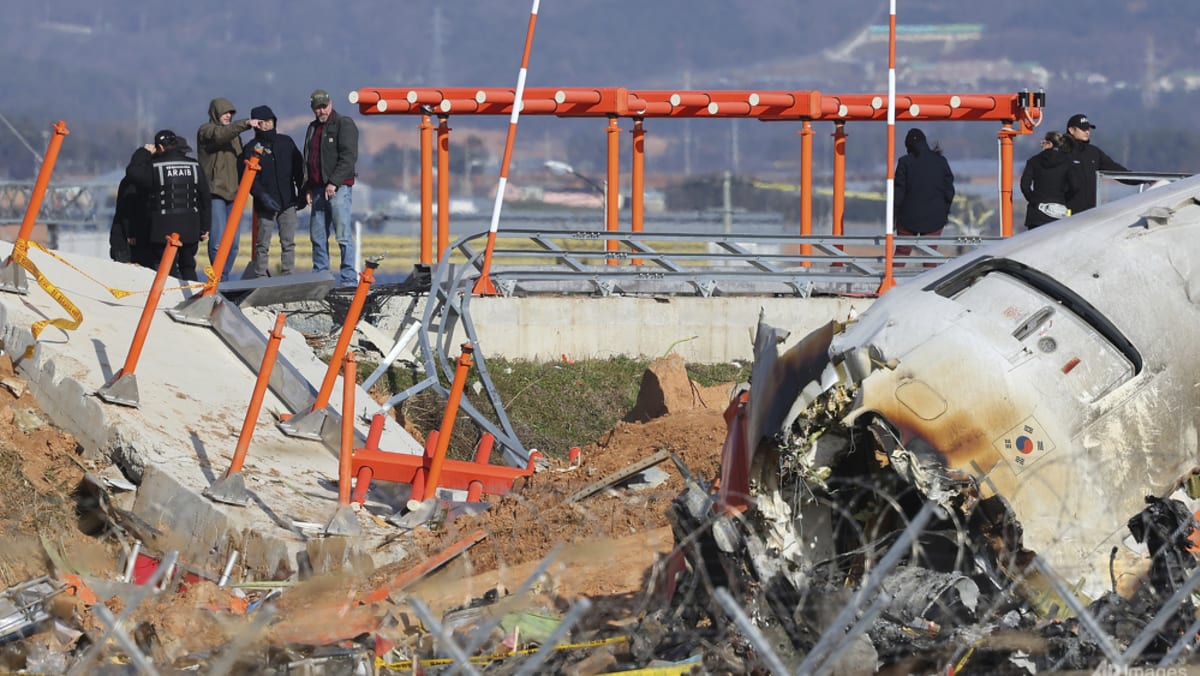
[241,105,304,278]
[197,98,262,281]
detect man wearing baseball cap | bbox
[1064,113,1128,214]
[302,88,360,285]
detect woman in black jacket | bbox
[1020,131,1082,229]
[894,128,955,266]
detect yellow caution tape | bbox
[376,635,628,670]
[10,241,83,359]
[24,242,205,299]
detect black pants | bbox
[148,241,200,281]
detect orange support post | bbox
[436,115,452,262]
[351,466,373,506]
[467,481,485,503]
[96,233,182,408]
[473,433,495,465]
[630,118,645,266]
[605,115,621,265]
[799,120,814,266]
[14,121,69,248]
[338,352,358,506]
[832,122,846,237]
[424,343,475,500]
[998,122,1017,238]
[206,150,261,292]
[203,312,288,505]
[312,262,376,412]
[325,350,362,535]
[419,114,434,264]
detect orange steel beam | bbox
[226,312,287,476]
[436,115,451,261]
[605,115,620,265]
[206,151,261,293]
[353,446,537,498]
[832,122,846,237]
[799,121,813,265]
[424,343,474,498]
[311,261,376,412]
[118,233,181,378]
[999,122,1018,237]
[14,121,69,247]
[630,118,645,266]
[419,115,434,264]
[338,352,357,506]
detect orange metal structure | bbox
[206,150,261,293]
[14,121,69,248]
[312,261,376,413]
[338,352,358,506]
[351,85,1043,281]
[424,343,474,498]
[96,233,182,408]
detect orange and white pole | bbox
[473,0,541,295]
[876,0,898,294]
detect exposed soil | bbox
[0,353,731,670]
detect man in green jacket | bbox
[197,97,262,281]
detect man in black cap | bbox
[1064,113,1128,214]
[124,130,211,280]
[241,105,304,277]
[303,88,359,285]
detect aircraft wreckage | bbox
[664,175,1200,670]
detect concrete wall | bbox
[372,295,874,363]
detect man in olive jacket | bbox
[303,89,359,286]
[197,97,261,281]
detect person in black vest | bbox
[1021,131,1083,229]
[241,105,304,277]
[894,128,955,267]
[124,130,211,281]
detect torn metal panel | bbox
[742,176,1200,602]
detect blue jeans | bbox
[207,198,239,281]
[309,185,357,286]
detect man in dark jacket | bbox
[124,130,212,281]
[241,105,304,277]
[1064,113,1128,214]
[108,174,153,267]
[894,128,955,266]
[303,89,359,286]
[197,98,262,280]
[1021,131,1083,229]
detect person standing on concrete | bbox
[303,89,359,286]
[894,127,955,267]
[124,130,211,281]
[1020,131,1082,230]
[1064,113,1128,214]
[108,173,153,268]
[241,105,304,278]
[197,98,262,281]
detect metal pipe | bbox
[338,351,357,506]
[310,260,377,412]
[419,114,434,264]
[206,150,261,293]
[13,121,68,247]
[605,115,621,265]
[999,122,1016,237]
[217,550,239,587]
[437,115,452,261]
[225,313,287,476]
[630,118,645,265]
[424,343,475,498]
[877,0,899,294]
[832,122,847,236]
[117,233,181,377]
[800,120,814,266]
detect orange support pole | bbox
[122,233,182,377]
[351,466,373,506]
[338,352,358,506]
[832,122,846,237]
[96,233,182,408]
[799,120,814,266]
[203,311,287,504]
[605,115,621,265]
[999,122,1016,238]
[14,121,69,248]
[311,261,377,412]
[436,115,452,262]
[419,114,434,264]
[466,481,485,503]
[876,1,899,295]
[206,150,261,292]
[228,313,288,476]
[473,433,495,464]
[630,118,645,266]
[424,343,475,499]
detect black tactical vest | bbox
[152,159,201,216]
